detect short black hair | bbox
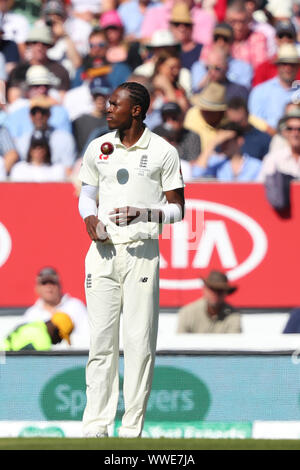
[219,121,245,137]
[118,81,150,121]
[227,96,248,113]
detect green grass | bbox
[1,437,300,450]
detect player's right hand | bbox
[84,215,109,242]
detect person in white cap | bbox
[78,81,185,438]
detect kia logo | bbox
[160,200,268,289]
[0,222,12,267]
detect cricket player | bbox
[78,82,185,438]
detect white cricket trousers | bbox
[82,238,160,438]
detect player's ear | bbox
[132,104,142,118]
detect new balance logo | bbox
[140,277,148,283]
[86,274,92,288]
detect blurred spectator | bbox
[193,22,253,89]
[292,0,300,42]
[257,107,300,182]
[10,0,42,24]
[134,29,191,98]
[10,137,67,182]
[38,0,82,81]
[225,0,269,68]
[169,2,202,71]
[14,95,76,171]
[268,101,300,152]
[283,307,300,333]
[65,27,131,120]
[5,64,72,137]
[8,23,71,103]
[151,49,190,112]
[247,0,277,58]
[72,77,110,155]
[192,121,262,181]
[117,0,157,41]
[0,124,18,174]
[176,270,241,334]
[191,45,249,102]
[153,101,201,165]
[226,96,271,160]
[184,82,227,151]
[100,9,131,66]
[0,16,19,74]
[252,20,300,86]
[0,0,30,58]
[3,312,74,351]
[248,44,300,134]
[64,0,101,56]
[20,266,89,347]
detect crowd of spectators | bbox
[0,0,300,187]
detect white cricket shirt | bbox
[78,126,184,244]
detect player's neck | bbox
[119,123,145,148]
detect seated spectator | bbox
[117,0,157,41]
[9,137,66,182]
[3,312,74,351]
[184,82,227,151]
[134,29,191,98]
[153,101,201,164]
[65,27,131,121]
[38,0,82,82]
[252,20,300,87]
[226,96,271,160]
[248,44,300,134]
[0,17,20,74]
[8,23,71,103]
[5,64,72,136]
[72,77,110,156]
[193,22,253,90]
[0,0,30,59]
[257,107,300,182]
[283,308,300,333]
[191,45,249,103]
[169,2,203,71]
[151,49,190,113]
[13,95,76,172]
[0,124,18,174]
[268,102,300,152]
[20,267,89,347]
[192,121,262,181]
[176,270,241,334]
[225,0,269,68]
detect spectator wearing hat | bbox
[225,0,269,68]
[37,0,82,81]
[184,82,227,151]
[257,107,300,183]
[13,95,76,172]
[177,270,241,334]
[252,20,300,86]
[248,44,300,133]
[193,22,253,90]
[169,2,203,71]
[226,96,271,160]
[191,45,249,103]
[4,64,71,138]
[192,120,262,181]
[9,136,67,182]
[0,0,30,58]
[20,267,89,348]
[153,101,201,179]
[7,23,71,102]
[4,312,74,351]
[72,77,110,155]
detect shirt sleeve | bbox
[161,146,185,192]
[78,140,99,187]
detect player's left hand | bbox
[109,207,148,226]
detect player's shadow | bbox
[126,240,158,260]
[96,242,116,259]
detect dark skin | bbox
[45,320,61,345]
[84,87,185,242]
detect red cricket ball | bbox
[101,142,114,155]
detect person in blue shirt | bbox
[192,121,262,181]
[248,43,300,133]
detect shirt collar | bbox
[113,126,151,150]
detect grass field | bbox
[1,437,300,450]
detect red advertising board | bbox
[0,182,299,308]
